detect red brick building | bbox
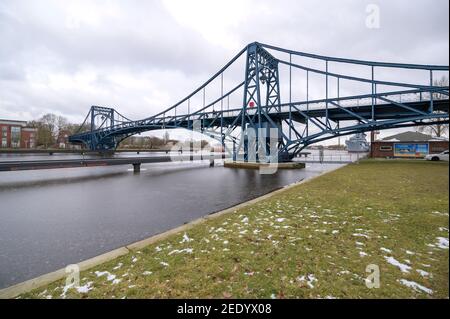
[0,119,38,149]
[371,131,449,158]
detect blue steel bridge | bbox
[69,42,449,162]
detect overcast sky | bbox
[0,0,448,141]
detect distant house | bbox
[371,131,449,158]
[56,129,71,149]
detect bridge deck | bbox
[0,154,224,172]
[70,98,449,142]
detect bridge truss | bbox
[69,42,449,162]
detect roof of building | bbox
[0,119,28,126]
[379,131,449,142]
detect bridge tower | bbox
[86,106,119,150]
[237,43,289,163]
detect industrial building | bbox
[371,131,449,158]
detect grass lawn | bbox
[22,160,449,299]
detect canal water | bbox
[0,153,344,289]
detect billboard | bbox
[394,143,429,158]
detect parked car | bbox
[425,150,449,161]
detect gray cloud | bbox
[0,0,448,142]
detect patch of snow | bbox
[76,282,93,293]
[160,262,169,267]
[380,247,392,253]
[142,271,153,275]
[436,237,449,249]
[384,256,411,273]
[155,246,162,252]
[180,232,193,243]
[416,269,430,277]
[405,250,415,255]
[113,263,123,270]
[275,218,286,222]
[353,233,370,239]
[399,279,433,295]
[241,217,249,223]
[168,248,193,255]
[297,274,317,288]
[332,230,339,234]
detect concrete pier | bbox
[132,163,141,173]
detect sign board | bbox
[393,143,429,158]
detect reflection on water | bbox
[0,156,343,288]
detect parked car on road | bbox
[425,150,449,161]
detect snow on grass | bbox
[275,218,286,222]
[431,211,449,217]
[76,281,93,293]
[180,232,193,243]
[399,279,433,295]
[331,230,339,234]
[435,237,449,249]
[405,250,415,255]
[155,246,162,252]
[416,269,430,277]
[241,217,249,223]
[142,271,153,275]
[113,263,123,270]
[94,271,117,282]
[380,247,392,253]
[168,248,194,255]
[352,233,370,239]
[160,262,169,267]
[297,274,318,288]
[359,252,368,257]
[384,256,412,273]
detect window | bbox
[11,126,21,148]
[380,145,392,151]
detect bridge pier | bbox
[132,163,141,173]
[209,148,215,167]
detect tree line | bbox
[26,113,209,149]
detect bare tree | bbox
[417,76,449,137]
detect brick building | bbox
[0,119,38,149]
[371,131,449,158]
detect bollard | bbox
[132,163,141,173]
